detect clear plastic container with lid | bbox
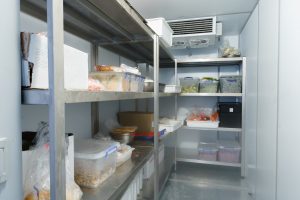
[74,139,118,188]
[180,77,200,93]
[198,142,218,161]
[218,140,241,163]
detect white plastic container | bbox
[164,85,182,93]
[186,120,219,128]
[146,18,173,47]
[159,119,183,133]
[218,140,241,163]
[74,139,118,188]
[198,142,218,161]
[116,144,135,167]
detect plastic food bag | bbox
[219,40,241,58]
[24,122,82,200]
[187,107,219,122]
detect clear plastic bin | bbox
[180,77,200,93]
[218,140,241,163]
[198,142,218,161]
[219,76,242,93]
[74,139,118,188]
[89,72,130,92]
[199,78,219,93]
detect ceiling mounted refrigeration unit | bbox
[168,17,222,49]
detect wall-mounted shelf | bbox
[181,126,242,132]
[179,93,242,97]
[176,148,241,168]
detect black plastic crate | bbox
[218,102,242,128]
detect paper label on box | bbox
[229,108,234,112]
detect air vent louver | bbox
[168,18,214,35]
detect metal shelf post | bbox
[153,34,160,200]
[47,0,66,199]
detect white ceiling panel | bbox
[128,0,258,20]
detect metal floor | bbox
[160,163,252,200]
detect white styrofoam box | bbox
[143,154,154,179]
[164,85,182,93]
[22,134,74,182]
[146,18,173,47]
[186,120,220,128]
[159,120,183,133]
[26,33,88,90]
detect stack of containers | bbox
[74,139,118,188]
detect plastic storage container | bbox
[199,77,219,93]
[146,18,173,47]
[180,77,200,93]
[89,72,130,92]
[74,139,118,188]
[198,142,218,161]
[218,140,241,163]
[219,76,242,93]
[116,144,135,167]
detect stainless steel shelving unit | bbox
[20,0,175,199]
[174,57,246,176]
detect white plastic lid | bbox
[74,139,118,160]
[218,140,241,150]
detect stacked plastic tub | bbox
[198,140,241,163]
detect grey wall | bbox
[0,0,23,199]
[256,0,280,199]
[277,0,300,199]
[239,4,258,196]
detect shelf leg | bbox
[153,34,160,200]
[47,0,66,199]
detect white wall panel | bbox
[239,5,258,196]
[277,0,300,199]
[256,0,279,199]
[0,1,22,199]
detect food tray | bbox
[186,120,219,128]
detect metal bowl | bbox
[110,132,135,144]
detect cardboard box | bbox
[118,112,154,132]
